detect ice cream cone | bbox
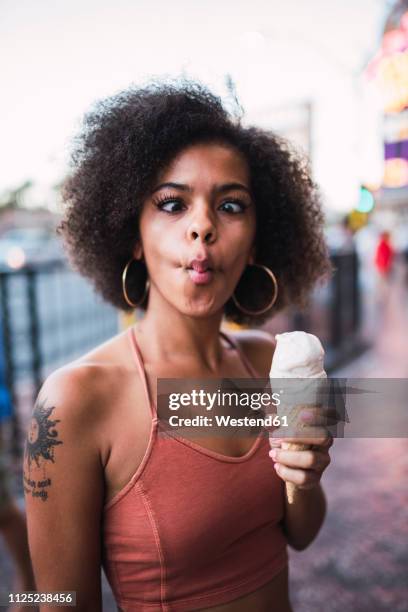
[269,331,328,505]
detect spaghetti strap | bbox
[128,327,258,420]
[128,326,158,420]
[219,329,259,378]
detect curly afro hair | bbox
[57,78,333,327]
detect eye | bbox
[153,195,185,214]
[219,198,248,214]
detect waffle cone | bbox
[279,404,311,504]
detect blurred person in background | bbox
[339,215,355,252]
[0,368,36,611]
[23,79,334,612]
[374,230,395,306]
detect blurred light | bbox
[364,180,382,192]
[382,29,407,54]
[377,49,408,112]
[383,157,408,187]
[401,11,408,32]
[349,210,369,231]
[357,187,375,213]
[6,246,26,269]
[366,11,408,112]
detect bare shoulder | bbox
[35,334,127,445]
[31,364,106,463]
[39,327,132,420]
[34,328,142,464]
[228,328,276,378]
[39,363,103,415]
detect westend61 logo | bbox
[163,388,287,431]
[167,389,282,412]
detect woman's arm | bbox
[270,434,332,550]
[280,478,327,551]
[23,367,105,612]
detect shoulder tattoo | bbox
[23,397,63,502]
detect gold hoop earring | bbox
[232,263,278,315]
[122,257,150,308]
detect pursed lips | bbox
[186,258,214,273]
[184,260,216,285]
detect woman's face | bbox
[135,142,257,318]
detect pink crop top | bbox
[102,327,288,611]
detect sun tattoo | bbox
[25,397,63,468]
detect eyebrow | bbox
[151,182,252,196]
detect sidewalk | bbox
[288,260,408,612]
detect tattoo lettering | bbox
[23,472,52,501]
[25,397,63,468]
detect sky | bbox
[0,0,388,212]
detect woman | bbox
[374,230,394,279]
[23,79,334,611]
[374,230,395,311]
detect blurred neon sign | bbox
[376,50,408,113]
[366,10,408,113]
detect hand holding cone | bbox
[269,332,327,505]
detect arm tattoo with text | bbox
[23,397,63,501]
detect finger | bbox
[269,448,331,471]
[268,438,283,448]
[282,425,329,441]
[276,431,333,448]
[273,462,321,488]
[269,424,326,440]
[319,433,334,449]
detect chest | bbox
[102,349,263,505]
[106,432,285,572]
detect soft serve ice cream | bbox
[269,331,327,503]
[270,331,326,378]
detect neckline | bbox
[128,326,265,462]
[158,421,266,463]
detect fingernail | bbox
[301,410,314,421]
[274,462,280,472]
[269,449,278,460]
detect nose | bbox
[187,205,217,244]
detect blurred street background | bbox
[1,0,408,610]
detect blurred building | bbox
[238,20,385,223]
